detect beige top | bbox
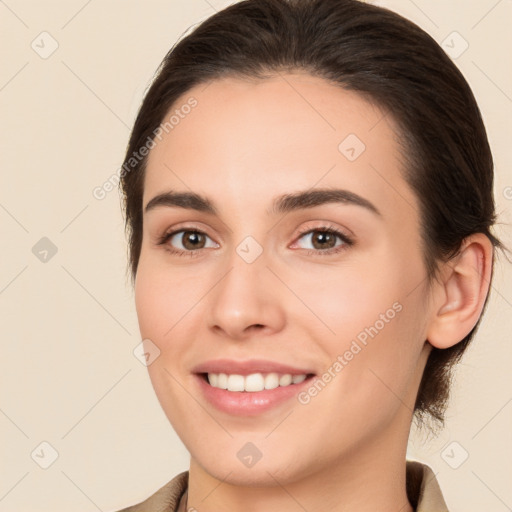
[115,460,449,512]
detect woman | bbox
[115,0,506,510]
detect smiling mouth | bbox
[198,372,316,392]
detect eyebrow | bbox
[144,188,382,217]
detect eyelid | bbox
[157,221,217,241]
[291,221,353,243]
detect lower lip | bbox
[195,374,315,416]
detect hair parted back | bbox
[120,0,507,430]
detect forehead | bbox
[143,72,419,221]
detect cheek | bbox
[289,258,400,343]
[134,270,167,338]
[294,253,424,399]
[332,298,425,424]
[134,260,195,424]
[134,255,204,339]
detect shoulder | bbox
[111,471,189,512]
[406,460,449,512]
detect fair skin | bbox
[134,72,493,512]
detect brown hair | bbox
[119,0,507,430]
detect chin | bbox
[191,445,317,488]
[201,460,301,487]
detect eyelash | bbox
[157,224,354,258]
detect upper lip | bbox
[192,359,315,376]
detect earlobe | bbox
[426,233,493,350]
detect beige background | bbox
[1,0,511,510]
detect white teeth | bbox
[208,373,218,387]
[217,373,228,389]
[206,372,309,392]
[292,374,306,384]
[279,374,292,386]
[245,373,264,392]
[264,372,279,390]
[227,374,245,392]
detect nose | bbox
[206,249,286,341]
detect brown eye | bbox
[309,231,338,250]
[291,225,355,257]
[170,231,210,250]
[296,228,351,252]
[159,228,219,255]
[180,231,206,250]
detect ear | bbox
[426,233,494,349]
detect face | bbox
[135,72,434,486]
